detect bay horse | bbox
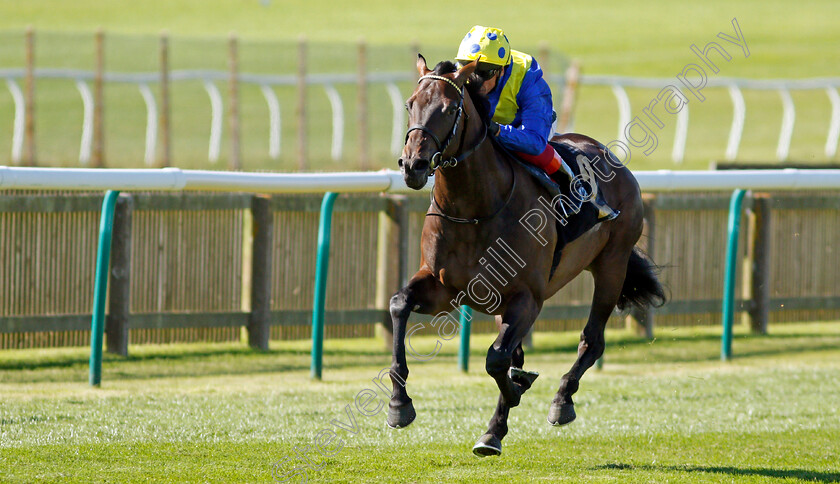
[389,55,665,456]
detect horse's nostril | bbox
[398,158,404,168]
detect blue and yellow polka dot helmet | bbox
[455,25,511,67]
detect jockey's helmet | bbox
[455,25,511,73]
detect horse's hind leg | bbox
[387,269,452,429]
[549,247,631,426]
[474,293,540,456]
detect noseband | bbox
[404,74,486,171]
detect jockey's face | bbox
[479,70,501,96]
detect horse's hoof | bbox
[548,402,576,426]
[472,433,502,457]
[386,400,416,429]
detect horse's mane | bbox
[431,61,492,126]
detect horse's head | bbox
[398,55,477,190]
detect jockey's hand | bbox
[488,121,501,137]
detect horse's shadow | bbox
[596,463,840,482]
[529,330,840,363]
[0,346,389,382]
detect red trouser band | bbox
[516,144,561,175]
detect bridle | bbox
[404,74,486,171]
[404,73,515,225]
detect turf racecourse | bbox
[1,322,838,483]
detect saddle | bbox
[503,140,620,278]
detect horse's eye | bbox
[446,106,457,116]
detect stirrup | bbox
[592,198,619,221]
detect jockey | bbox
[455,25,566,182]
[455,25,615,220]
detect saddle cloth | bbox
[507,140,619,278]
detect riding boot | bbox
[548,170,569,187]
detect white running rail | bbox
[2,68,840,165]
[2,166,840,194]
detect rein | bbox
[407,74,515,225]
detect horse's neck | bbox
[433,132,511,219]
[432,87,509,215]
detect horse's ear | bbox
[454,59,478,86]
[416,54,431,76]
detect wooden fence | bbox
[1,190,839,351]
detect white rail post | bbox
[75,80,94,165]
[726,84,746,161]
[138,83,158,167]
[260,84,281,160]
[672,103,689,164]
[202,80,223,164]
[6,79,25,164]
[825,87,840,159]
[385,82,405,156]
[776,88,795,161]
[323,84,344,161]
[611,83,631,146]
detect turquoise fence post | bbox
[458,305,473,372]
[89,190,121,387]
[722,188,747,361]
[311,192,338,380]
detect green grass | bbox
[0,1,837,170]
[2,322,839,482]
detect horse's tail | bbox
[617,248,666,312]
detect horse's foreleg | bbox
[549,249,630,426]
[387,270,451,429]
[474,294,539,457]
